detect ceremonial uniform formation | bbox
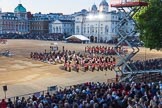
[30,49,64,65]
[85,46,127,55]
[63,51,116,72]
[30,46,117,72]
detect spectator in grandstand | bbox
[1,81,162,108]
[125,58,162,72]
[7,98,14,108]
[0,99,7,108]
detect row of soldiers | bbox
[64,55,116,72]
[85,46,128,55]
[30,49,82,65]
[30,50,65,64]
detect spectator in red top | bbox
[0,99,7,108]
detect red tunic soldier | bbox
[112,57,116,70]
[91,61,95,72]
[75,60,80,72]
[107,60,111,70]
[101,61,104,71]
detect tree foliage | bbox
[135,0,162,50]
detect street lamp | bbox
[87,13,104,43]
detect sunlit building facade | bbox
[0,4,29,34]
[74,0,134,42]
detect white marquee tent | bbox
[66,35,90,43]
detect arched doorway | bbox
[90,36,94,42]
[95,37,97,43]
[100,37,103,43]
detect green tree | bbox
[135,0,162,50]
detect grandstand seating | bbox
[0,80,161,108]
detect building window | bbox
[53,27,55,32]
[112,29,114,33]
[84,27,86,34]
[95,27,97,33]
[56,27,58,33]
[90,25,94,34]
[105,25,109,34]
[100,27,103,33]
[87,27,89,34]
[76,26,79,33]
[59,26,61,33]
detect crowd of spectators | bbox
[0,81,161,108]
[0,33,64,41]
[125,58,162,72]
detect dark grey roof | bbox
[100,0,108,6]
[59,20,74,23]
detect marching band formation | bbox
[85,46,128,55]
[30,45,117,72]
[30,50,64,65]
[64,55,116,72]
[63,45,128,72]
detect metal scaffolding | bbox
[111,1,148,81]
